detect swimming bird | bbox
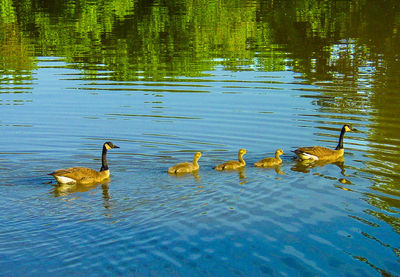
[254,149,284,167]
[168,152,202,174]
[294,124,355,161]
[49,141,119,184]
[215,149,247,170]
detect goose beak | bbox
[114,145,120,149]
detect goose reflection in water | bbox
[52,181,111,203]
[290,156,346,175]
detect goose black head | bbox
[104,141,120,150]
[343,124,356,132]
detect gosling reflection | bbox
[274,165,284,175]
[237,167,246,179]
[257,165,284,175]
[168,170,201,181]
[291,156,345,174]
[217,167,246,179]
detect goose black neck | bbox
[335,126,346,150]
[100,145,109,171]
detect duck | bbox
[49,141,119,184]
[215,148,247,170]
[254,149,284,167]
[168,152,202,174]
[294,124,355,161]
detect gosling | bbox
[168,152,202,174]
[215,149,247,170]
[254,149,284,167]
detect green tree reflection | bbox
[0,0,34,84]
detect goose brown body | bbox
[294,146,344,161]
[294,124,354,161]
[215,149,247,170]
[254,149,284,167]
[168,152,202,174]
[50,167,110,185]
[49,141,119,184]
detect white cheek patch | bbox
[55,176,77,184]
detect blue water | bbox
[1,58,398,276]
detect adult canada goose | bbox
[215,149,247,170]
[49,141,120,184]
[168,152,202,174]
[294,124,355,161]
[254,149,284,167]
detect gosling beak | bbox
[114,145,120,149]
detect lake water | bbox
[1,1,399,276]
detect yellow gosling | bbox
[215,149,247,171]
[168,152,202,174]
[294,124,355,161]
[49,141,119,185]
[254,149,284,167]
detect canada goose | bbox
[294,124,355,161]
[215,149,247,170]
[254,149,284,167]
[49,141,119,184]
[168,152,202,174]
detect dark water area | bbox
[1,0,400,276]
